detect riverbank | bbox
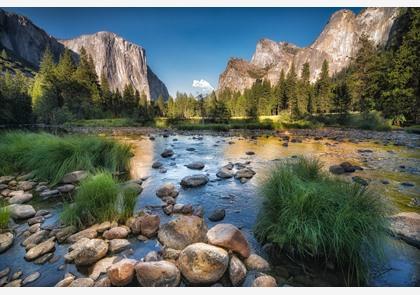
[0,129,419,287]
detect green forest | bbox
[0,8,418,127]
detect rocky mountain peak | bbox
[60,32,168,101]
[218,7,401,93]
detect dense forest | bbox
[0,8,418,126]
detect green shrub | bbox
[61,172,138,228]
[352,111,392,131]
[0,206,10,230]
[64,118,137,127]
[0,131,132,184]
[255,157,389,285]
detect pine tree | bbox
[285,63,298,118]
[333,80,352,122]
[156,95,166,116]
[100,72,112,111]
[381,8,419,123]
[1,49,8,60]
[315,59,331,113]
[275,69,287,113]
[298,62,311,115]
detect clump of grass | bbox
[351,111,392,131]
[0,205,10,231]
[255,156,390,285]
[0,131,132,184]
[61,172,138,228]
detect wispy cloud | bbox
[192,79,214,95]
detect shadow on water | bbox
[0,130,419,286]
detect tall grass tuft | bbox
[61,172,138,228]
[255,156,390,285]
[0,131,132,184]
[0,205,10,230]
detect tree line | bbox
[1,8,418,126]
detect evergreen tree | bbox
[156,95,166,116]
[298,62,311,115]
[333,80,352,122]
[274,69,287,113]
[285,63,298,118]
[315,59,331,113]
[1,49,8,60]
[381,8,419,123]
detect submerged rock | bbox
[216,168,234,179]
[135,260,180,287]
[389,212,420,248]
[352,176,369,186]
[57,184,75,193]
[180,174,209,188]
[22,272,40,286]
[185,162,205,170]
[156,183,179,198]
[234,168,256,180]
[208,208,226,222]
[206,223,250,258]
[158,215,208,250]
[161,148,174,158]
[152,161,163,169]
[178,243,229,285]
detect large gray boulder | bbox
[73,239,108,266]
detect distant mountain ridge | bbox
[218,8,401,93]
[0,9,168,100]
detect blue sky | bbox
[6,7,361,96]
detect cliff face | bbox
[0,9,168,101]
[0,8,67,67]
[60,32,168,101]
[218,7,400,93]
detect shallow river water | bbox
[1,130,419,286]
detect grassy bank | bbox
[61,172,138,228]
[255,157,390,285]
[63,118,139,128]
[0,131,133,184]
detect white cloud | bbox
[192,79,214,95]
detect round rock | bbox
[180,174,209,188]
[178,243,229,285]
[206,223,250,258]
[135,260,180,287]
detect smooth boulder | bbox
[186,162,205,170]
[8,204,36,220]
[251,275,277,287]
[229,255,247,286]
[25,238,55,261]
[74,239,108,266]
[158,215,208,250]
[180,174,209,188]
[178,243,229,285]
[0,232,14,253]
[156,183,179,198]
[107,258,137,286]
[244,254,270,272]
[207,224,250,258]
[135,260,180,287]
